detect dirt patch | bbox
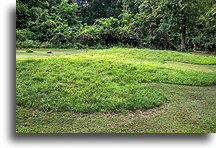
[126,104,168,119]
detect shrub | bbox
[16,40,41,48]
[16,39,56,49]
[93,43,107,49]
[50,24,77,45]
[26,49,33,53]
[79,17,120,46]
[116,27,141,46]
[40,41,53,48]
[73,42,87,49]
[16,29,34,41]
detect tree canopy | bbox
[16,0,215,52]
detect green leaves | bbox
[51,1,79,26]
[16,2,31,29]
[16,0,215,50]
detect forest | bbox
[16,0,215,52]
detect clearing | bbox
[16,47,216,133]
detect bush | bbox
[26,49,33,53]
[116,27,141,47]
[40,41,53,48]
[93,43,107,49]
[79,17,120,46]
[73,42,88,49]
[50,24,78,45]
[16,29,34,41]
[16,40,40,48]
[16,40,53,49]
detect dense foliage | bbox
[16,0,215,51]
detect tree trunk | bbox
[212,0,216,52]
[181,25,186,51]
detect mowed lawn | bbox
[16,47,216,133]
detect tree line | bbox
[16,0,215,52]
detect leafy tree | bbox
[133,0,168,49]
[197,1,216,51]
[159,0,208,51]
[50,24,75,45]
[77,0,122,24]
[16,2,30,29]
[16,0,216,50]
[51,0,80,26]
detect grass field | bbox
[16,47,216,133]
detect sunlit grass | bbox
[16,47,216,112]
[165,61,216,72]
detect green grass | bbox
[165,61,216,72]
[16,84,216,133]
[16,48,216,113]
[16,47,216,133]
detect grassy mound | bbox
[16,48,216,112]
